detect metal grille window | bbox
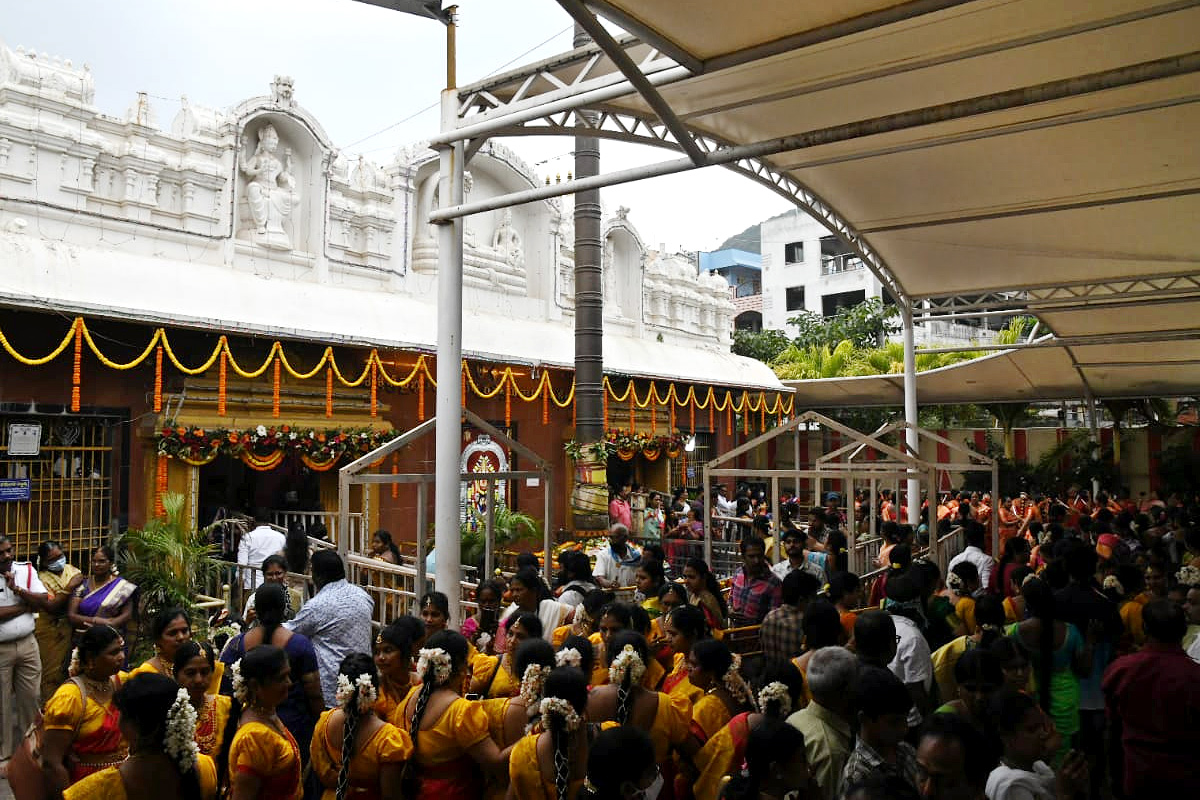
[670,431,713,492]
[1,417,114,562]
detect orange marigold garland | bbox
[628,386,635,430]
[153,344,163,413]
[391,453,399,499]
[272,357,281,418]
[708,395,714,431]
[155,453,168,517]
[743,394,750,435]
[70,321,82,412]
[417,372,426,421]
[370,361,378,417]
[669,397,676,432]
[505,377,512,427]
[650,394,656,435]
[325,365,334,417]
[760,394,766,431]
[726,396,733,436]
[217,348,227,416]
[541,380,549,425]
[689,395,696,433]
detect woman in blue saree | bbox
[68,545,137,651]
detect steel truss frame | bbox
[913,270,1200,322]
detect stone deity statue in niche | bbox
[491,208,523,266]
[241,123,299,250]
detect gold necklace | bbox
[194,696,218,754]
[80,673,113,696]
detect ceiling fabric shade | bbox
[441,0,1200,402]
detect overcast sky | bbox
[3,0,791,252]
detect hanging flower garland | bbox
[156,424,399,470]
[565,429,689,461]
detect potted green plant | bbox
[116,492,224,658]
[459,502,541,571]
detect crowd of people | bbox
[1,483,1198,800]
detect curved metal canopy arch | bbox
[478,103,908,304]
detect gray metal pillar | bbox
[770,477,781,564]
[433,85,466,626]
[901,304,921,526]
[573,23,604,444]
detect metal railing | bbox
[270,510,366,552]
[820,253,866,275]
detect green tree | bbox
[984,403,1033,460]
[788,297,900,350]
[732,328,792,363]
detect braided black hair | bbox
[542,667,588,800]
[558,635,595,677]
[409,630,469,752]
[114,673,203,800]
[335,652,377,800]
[606,630,648,725]
[1020,578,1057,713]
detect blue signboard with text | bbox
[0,478,31,502]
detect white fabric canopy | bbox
[447,0,1200,401]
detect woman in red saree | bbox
[691,660,807,800]
[659,605,709,705]
[41,625,129,793]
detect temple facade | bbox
[0,42,786,559]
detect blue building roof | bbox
[699,248,762,273]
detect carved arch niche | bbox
[235,113,328,260]
[602,215,645,320]
[409,147,555,300]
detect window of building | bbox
[785,286,806,312]
[784,241,804,264]
[822,289,866,317]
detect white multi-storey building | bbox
[760,210,1000,346]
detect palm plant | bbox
[116,492,223,613]
[459,502,541,570]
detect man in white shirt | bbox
[770,527,829,584]
[0,535,48,761]
[238,511,286,590]
[593,524,641,589]
[884,571,933,730]
[947,521,994,591]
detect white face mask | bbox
[47,556,67,574]
[633,768,664,800]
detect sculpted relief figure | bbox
[241,123,299,251]
[603,236,622,317]
[491,208,523,266]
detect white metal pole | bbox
[416,480,428,606]
[543,471,553,586]
[1084,386,1101,500]
[702,464,712,565]
[484,477,495,580]
[901,304,921,527]
[433,86,466,627]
